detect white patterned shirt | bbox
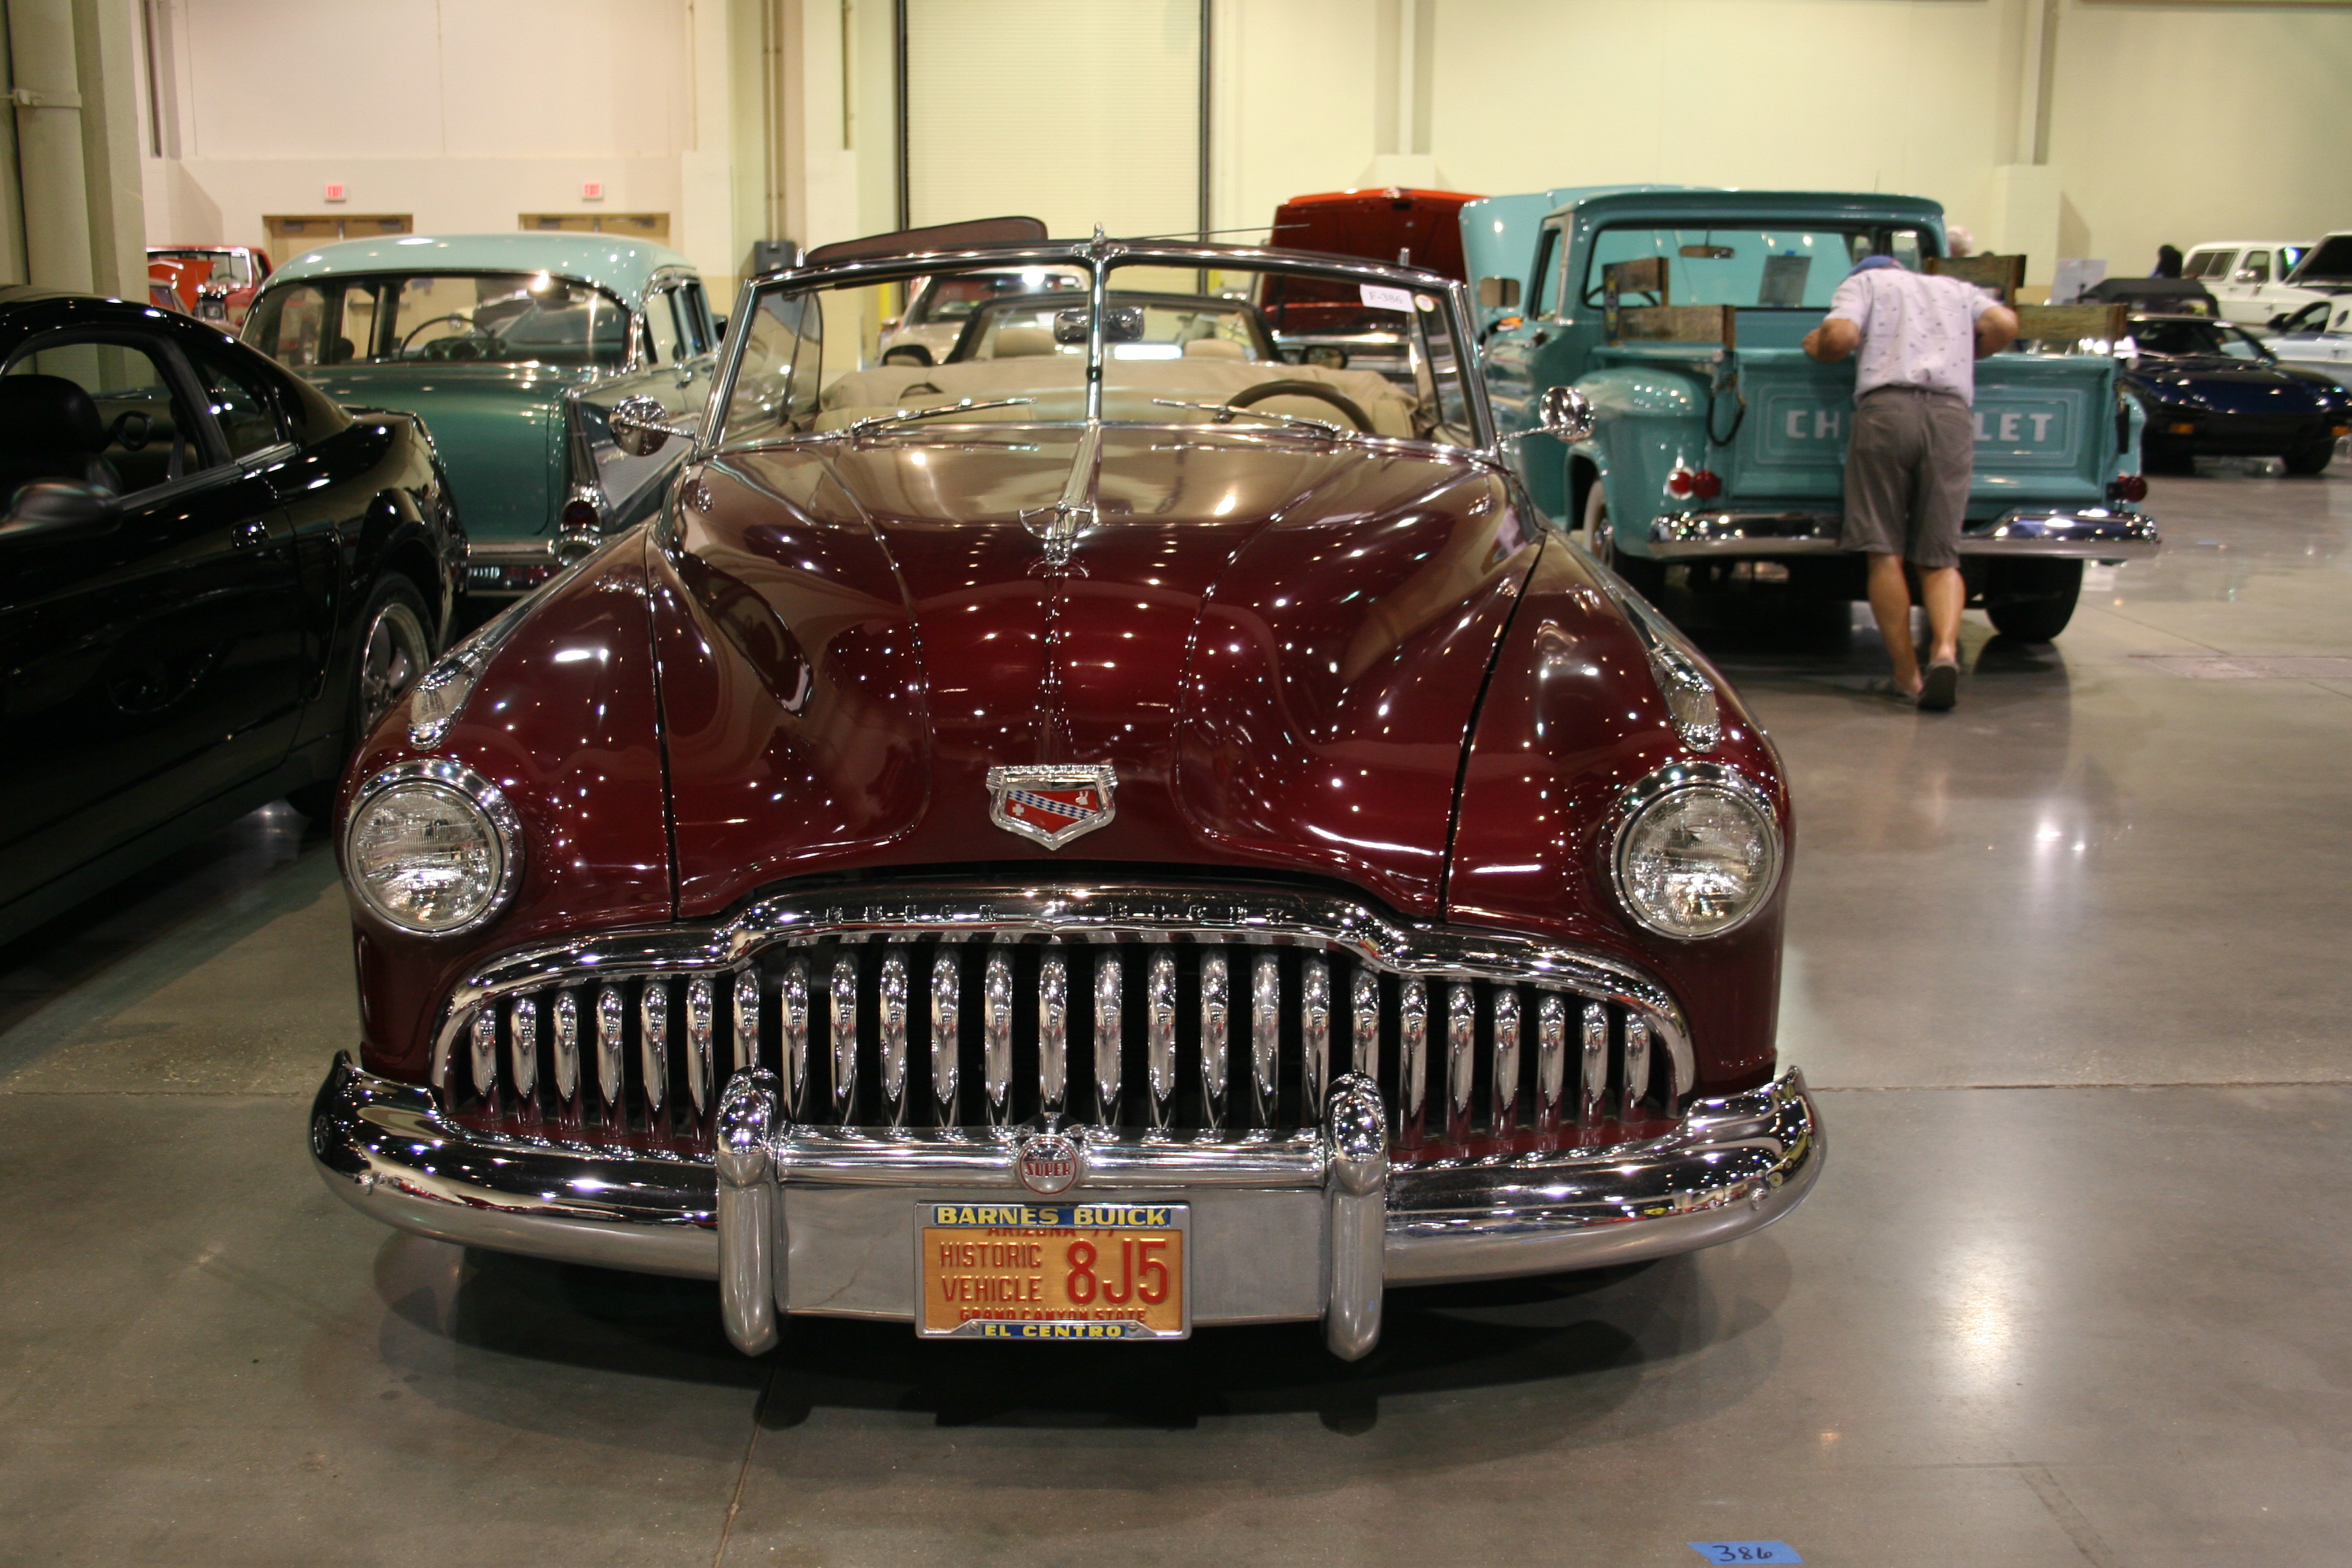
[1825,267,1998,404]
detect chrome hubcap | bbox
[358,599,430,735]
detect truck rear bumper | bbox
[1645,506,2159,562]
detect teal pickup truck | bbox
[1469,188,2159,640]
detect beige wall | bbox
[137,0,2352,293]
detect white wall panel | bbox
[904,0,1201,240]
[438,0,690,158]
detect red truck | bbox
[1259,187,1479,373]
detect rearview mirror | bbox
[1534,385,1596,443]
[0,480,121,543]
[1477,277,1520,310]
[1053,306,1143,346]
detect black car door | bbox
[0,328,307,912]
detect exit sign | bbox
[324,182,346,202]
[582,181,605,201]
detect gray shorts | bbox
[1841,386,1973,571]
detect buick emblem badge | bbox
[1014,1130,1083,1197]
[985,763,1117,850]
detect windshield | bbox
[908,268,1083,324]
[152,248,253,289]
[2290,236,2352,284]
[1579,224,1934,311]
[2127,318,2272,360]
[718,252,1483,449]
[244,271,630,370]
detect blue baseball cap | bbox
[1849,255,1902,276]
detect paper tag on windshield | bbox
[1360,283,1416,313]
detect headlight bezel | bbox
[1606,761,1783,941]
[343,759,524,937]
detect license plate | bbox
[917,1201,1189,1340]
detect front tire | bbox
[1984,558,2083,642]
[1583,480,1665,601]
[2284,435,2335,475]
[287,575,436,819]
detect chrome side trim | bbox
[1643,506,2161,562]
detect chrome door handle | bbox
[232,518,270,548]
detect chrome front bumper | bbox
[1643,506,2161,562]
[310,1052,1822,1359]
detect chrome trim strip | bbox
[1400,979,1428,1141]
[1536,992,1565,1130]
[686,976,714,1116]
[552,989,579,1105]
[469,1009,496,1097]
[509,993,538,1101]
[1300,957,1330,1126]
[930,950,959,1123]
[1491,986,1520,1130]
[981,948,1012,1127]
[596,985,624,1108]
[1038,949,1068,1120]
[732,971,760,1075]
[1623,1015,1653,1125]
[1146,949,1176,1129]
[640,981,669,1116]
[1200,949,1230,1129]
[1250,951,1279,1128]
[878,952,910,1126]
[1093,949,1122,1124]
[828,957,856,1124]
[426,881,1697,1116]
[781,959,810,1119]
[1580,1001,1608,1129]
[1444,981,1475,1136]
[1643,505,2161,562]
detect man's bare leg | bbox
[1865,552,1922,695]
[1920,565,1963,667]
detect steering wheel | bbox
[1224,379,1373,432]
[398,313,482,353]
[108,409,153,451]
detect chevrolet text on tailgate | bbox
[1471,189,2159,640]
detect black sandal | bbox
[1918,661,1959,712]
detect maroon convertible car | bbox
[311,221,1820,1358]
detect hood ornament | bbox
[987,764,1117,849]
[1019,500,1094,571]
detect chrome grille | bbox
[442,923,1691,1158]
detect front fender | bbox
[1575,365,1716,558]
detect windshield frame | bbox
[707,238,1499,456]
[243,268,638,373]
[2126,314,2277,364]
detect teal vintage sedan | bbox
[244,233,721,596]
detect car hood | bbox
[2126,357,2341,412]
[293,360,591,540]
[648,426,1542,920]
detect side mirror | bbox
[880,343,936,367]
[0,480,121,543]
[1477,277,1521,311]
[609,395,681,458]
[1534,385,1597,442]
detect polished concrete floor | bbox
[4,458,2349,1566]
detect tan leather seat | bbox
[1182,337,1246,360]
[818,354,1418,437]
[991,326,1056,358]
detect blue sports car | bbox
[2120,312,2352,475]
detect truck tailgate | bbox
[1730,348,2118,511]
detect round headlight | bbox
[344,763,520,935]
[1610,765,1781,940]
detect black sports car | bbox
[2120,313,2352,474]
[0,289,463,946]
